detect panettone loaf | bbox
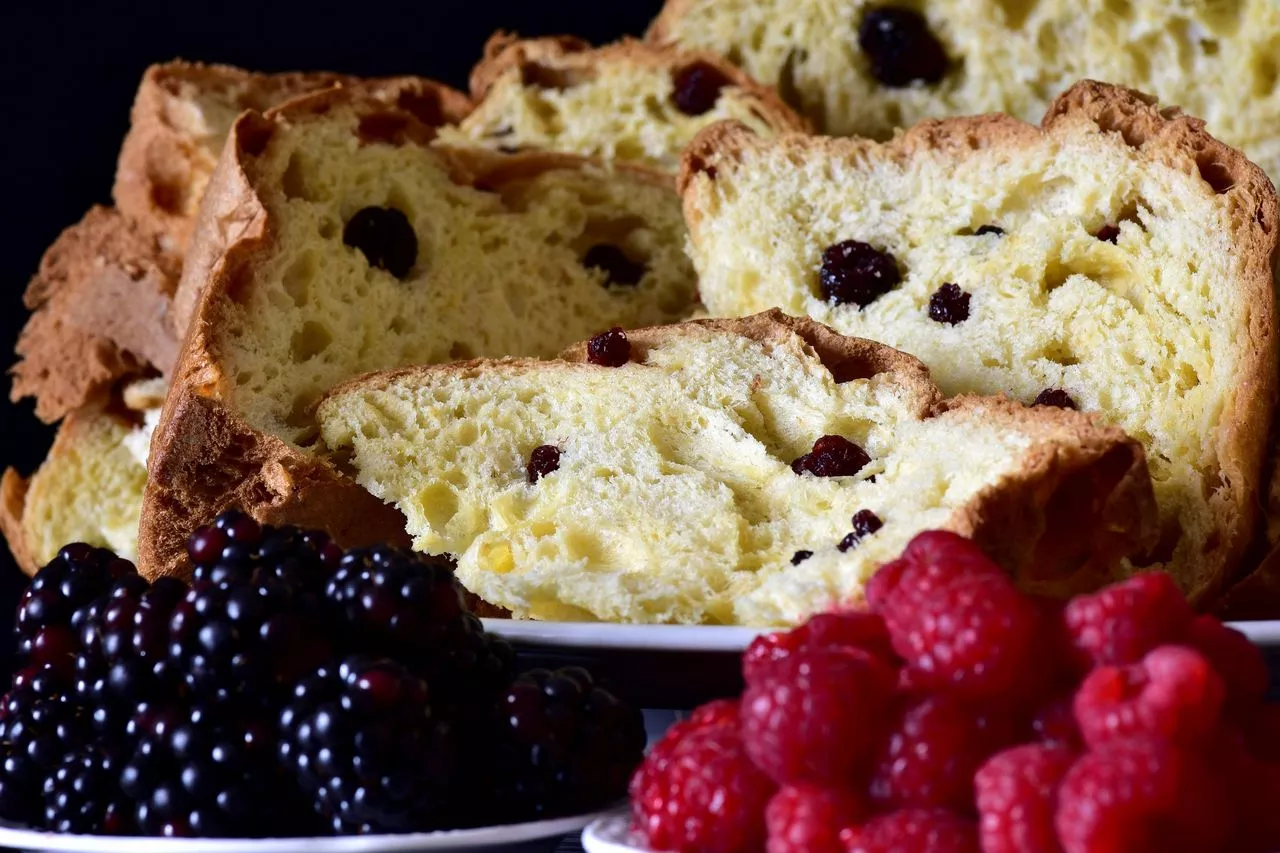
[648,0,1280,180]
[317,312,1157,626]
[138,85,699,577]
[678,81,1279,605]
[438,33,807,171]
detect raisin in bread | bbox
[0,378,164,571]
[437,33,807,172]
[316,312,1156,625]
[138,85,699,578]
[649,0,1280,180]
[679,82,1280,605]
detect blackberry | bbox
[278,657,457,833]
[171,512,338,707]
[0,667,92,826]
[584,244,646,288]
[791,435,871,478]
[342,206,418,279]
[819,240,901,308]
[586,327,631,367]
[325,546,514,721]
[121,703,310,837]
[16,544,134,674]
[43,747,131,835]
[858,6,949,88]
[671,61,731,116]
[485,667,645,822]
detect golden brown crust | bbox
[0,468,34,575]
[679,81,1279,607]
[468,32,810,136]
[141,83,647,579]
[324,310,1158,600]
[9,206,181,423]
[645,0,701,46]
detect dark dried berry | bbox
[485,667,646,821]
[527,445,562,483]
[671,61,732,116]
[839,509,884,552]
[587,327,631,367]
[792,435,871,478]
[819,241,901,308]
[342,206,418,279]
[975,225,1005,237]
[928,282,971,324]
[1095,224,1121,243]
[858,6,949,88]
[584,244,646,287]
[1034,389,1077,410]
[791,551,814,566]
[279,658,456,833]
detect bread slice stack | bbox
[137,84,700,576]
[2,63,470,571]
[317,312,1155,625]
[439,33,808,171]
[679,81,1279,605]
[648,0,1280,180]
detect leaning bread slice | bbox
[138,86,699,577]
[317,312,1157,626]
[679,82,1280,605]
[438,33,807,171]
[648,0,1280,180]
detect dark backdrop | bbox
[0,0,663,675]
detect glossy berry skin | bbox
[743,610,896,686]
[1064,572,1193,667]
[278,657,455,834]
[630,719,775,853]
[844,809,980,853]
[857,6,950,88]
[342,206,417,279]
[819,240,900,307]
[0,667,92,827]
[485,667,646,822]
[865,530,1002,613]
[324,546,514,722]
[765,783,866,853]
[975,743,1075,853]
[671,61,731,115]
[43,747,131,835]
[583,244,646,287]
[791,435,871,478]
[1184,616,1269,714]
[741,647,895,785]
[1073,645,1224,748]
[586,327,631,367]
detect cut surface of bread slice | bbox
[139,86,699,577]
[680,82,1280,605]
[438,33,807,171]
[649,0,1280,179]
[318,312,1157,626]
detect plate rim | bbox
[485,619,1280,651]
[0,809,610,853]
[581,813,647,853]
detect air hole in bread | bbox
[396,89,445,128]
[357,113,426,147]
[282,153,316,202]
[1092,107,1148,149]
[1252,53,1279,96]
[290,321,333,362]
[991,0,1036,29]
[449,341,476,360]
[1196,154,1236,194]
[282,255,315,307]
[414,483,459,532]
[520,62,592,91]
[237,117,274,158]
[285,391,321,432]
[149,176,184,216]
[1041,340,1080,367]
[318,219,339,240]
[224,263,254,306]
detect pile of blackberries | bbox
[0,513,645,837]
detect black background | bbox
[0,0,662,674]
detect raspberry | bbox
[865,531,1003,614]
[1064,572,1192,667]
[883,572,1045,702]
[687,699,740,730]
[631,723,774,853]
[1031,696,1082,749]
[868,694,1017,812]
[741,648,895,785]
[743,611,896,686]
[766,783,866,853]
[1073,645,1224,748]
[1056,738,1229,853]
[1185,615,1268,714]
[975,744,1075,853]
[1244,704,1280,763]
[844,809,979,853]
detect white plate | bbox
[0,810,609,853]
[581,814,648,853]
[486,619,1280,652]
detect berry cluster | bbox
[631,530,1280,853]
[0,512,645,837]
